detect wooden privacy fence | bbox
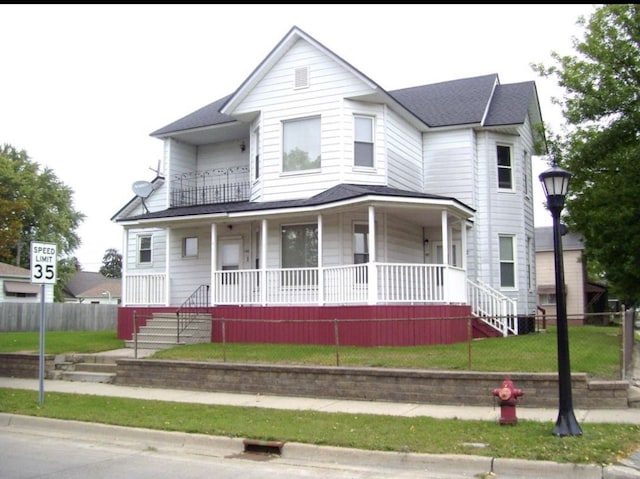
[0,303,117,331]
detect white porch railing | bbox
[212,263,465,306]
[126,264,467,307]
[125,273,166,305]
[467,279,518,336]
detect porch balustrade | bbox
[125,264,466,307]
[125,273,166,305]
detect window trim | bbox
[497,144,514,191]
[182,236,198,258]
[498,234,516,289]
[354,115,374,168]
[137,234,152,266]
[282,116,321,174]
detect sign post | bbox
[30,241,57,405]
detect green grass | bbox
[151,325,622,379]
[0,327,637,466]
[0,387,638,466]
[0,326,623,378]
[0,330,124,354]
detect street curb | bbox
[1,413,639,478]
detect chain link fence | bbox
[142,310,629,380]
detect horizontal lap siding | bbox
[236,39,376,202]
[386,108,423,191]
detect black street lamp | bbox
[539,158,583,437]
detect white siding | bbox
[474,126,537,315]
[386,108,422,191]
[169,226,211,305]
[124,227,166,274]
[233,39,379,202]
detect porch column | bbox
[121,227,128,306]
[317,214,324,305]
[441,210,449,302]
[260,219,267,306]
[211,223,217,306]
[368,205,377,305]
[165,227,171,306]
[460,220,467,269]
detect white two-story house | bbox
[112,26,544,346]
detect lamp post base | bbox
[553,410,583,437]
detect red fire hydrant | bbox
[492,377,523,425]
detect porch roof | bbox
[117,183,475,224]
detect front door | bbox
[218,237,242,284]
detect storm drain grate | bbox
[243,438,285,456]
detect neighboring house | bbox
[112,26,545,343]
[535,226,607,324]
[0,262,53,303]
[63,271,121,304]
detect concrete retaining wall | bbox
[113,359,629,409]
[0,354,628,409]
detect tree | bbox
[532,4,640,305]
[100,248,122,278]
[0,144,85,299]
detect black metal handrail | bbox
[176,284,210,342]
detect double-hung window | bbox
[138,235,152,265]
[497,145,513,190]
[283,117,321,172]
[499,235,515,288]
[354,116,374,167]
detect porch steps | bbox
[125,312,212,350]
[51,354,118,383]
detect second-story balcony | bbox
[170,166,251,207]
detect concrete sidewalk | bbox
[1,347,640,478]
[1,376,639,425]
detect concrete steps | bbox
[52,354,118,384]
[125,313,212,350]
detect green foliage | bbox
[0,388,638,465]
[532,5,640,305]
[0,144,86,300]
[99,248,122,278]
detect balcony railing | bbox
[170,167,250,207]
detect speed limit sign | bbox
[31,241,57,284]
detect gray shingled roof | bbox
[149,26,538,137]
[389,74,498,127]
[151,95,235,137]
[150,74,534,136]
[63,271,121,300]
[535,226,584,252]
[122,184,473,222]
[0,262,30,278]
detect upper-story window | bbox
[354,116,374,167]
[138,234,152,265]
[283,116,321,172]
[497,145,513,190]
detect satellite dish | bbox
[132,180,153,199]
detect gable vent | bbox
[294,66,309,89]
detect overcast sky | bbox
[1,4,596,271]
